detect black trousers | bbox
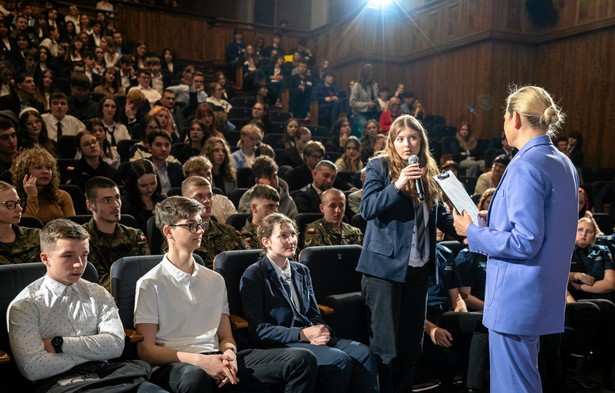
[422,310,488,390]
[149,348,317,393]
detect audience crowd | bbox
[0,2,612,393]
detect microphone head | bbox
[408,155,419,165]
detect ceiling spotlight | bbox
[367,0,392,10]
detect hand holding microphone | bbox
[393,155,425,200]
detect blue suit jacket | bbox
[239,257,327,346]
[356,156,458,283]
[467,134,579,335]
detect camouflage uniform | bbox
[240,218,262,250]
[84,218,150,290]
[162,220,244,269]
[303,218,363,248]
[0,225,41,265]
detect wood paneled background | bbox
[116,0,615,168]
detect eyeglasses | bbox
[1,199,21,210]
[169,222,206,233]
[81,140,98,148]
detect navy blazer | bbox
[357,156,459,283]
[240,257,327,346]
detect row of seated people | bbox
[2,168,613,391]
[2,198,378,392]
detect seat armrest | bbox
[229,315,248,330]
[0,349,10,364]
[318,304,334,315]
[125,328,144,343]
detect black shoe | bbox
[466,389,481,393]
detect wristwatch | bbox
[51,336,63,353]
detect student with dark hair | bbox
[0,72,44,117]
[121,159,166,233]
[84,176,149,290]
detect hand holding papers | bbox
[433,171,481,224]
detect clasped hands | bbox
[570,272,596,291]
[197,350,239,388]
[300,324,330,346]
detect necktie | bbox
[280,277,312,327]
[56,121,63,140]
[106,125,116,146]
[415,202,426,259]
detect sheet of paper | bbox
[433,170,480,223]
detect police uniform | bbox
[162,220,244,269]
[240,218,262,250]
[302,218,363,249]
[423,243,488,391]
[570,243,615,301]
[0,225,41,265]
[84,218,150,290]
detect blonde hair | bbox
[379,115,441,208]
[505,85,565,137]
[477,188,496,210]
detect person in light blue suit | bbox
[454,85,579,393]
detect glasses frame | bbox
[169,222,206,233]
[1,199,22,210]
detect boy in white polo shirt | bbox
[134,196,317,393]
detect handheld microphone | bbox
[408,155,425,201]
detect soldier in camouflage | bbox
[303,188,363,248]
[240,184,280,249]
[0,181,41,264]
[83,177,149,290]
[178,176,243,268]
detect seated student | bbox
[568,217,615,388]
[231,124,262,170]
[83,177,149,290]
[8,219,160,392]
[423,232,488,392]
[12,147,76,224]
[121,159,167,234]
[240,213,379,393]
[294,160,338,213]
[335,136,363,173]
[0,180,40,264]
[41,92,86,141]
[240,184,280,249]
[68,131,122,191]
[134,196,318,393]
[473,154,509,196]
[145,130,185,195]
[303,188,363,248]
[278,126,311,168]
[183,156,236,224]
[237,155,298,219]
[169,176,243,268]
[128,69,162,106]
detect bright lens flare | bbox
[367,0,392,9]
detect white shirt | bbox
[7,276,124,381]
[103,121,131,146]
[266,256,299,308]
[129,85,162,106]
[42,113,86,141]
[134,255,229,354]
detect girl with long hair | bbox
[121,159,166,233]
[17,108,57,154]
[202,137,237,196]
[357,115,459,393]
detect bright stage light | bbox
[367,0,392,10]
